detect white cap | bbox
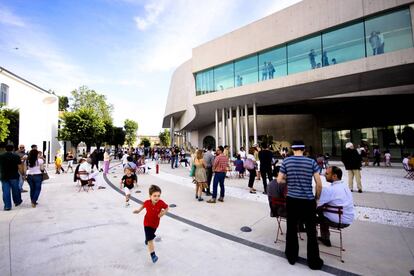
[345,142,354,149]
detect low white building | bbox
[0,66,60,162]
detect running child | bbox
[133,185,168,263]
[120,168,137,207]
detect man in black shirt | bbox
[0,144,23,211]
[259,143,273,194]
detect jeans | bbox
[2,178,22,210]
[19,174,24,191]
[175,156,179,168]
[212,172,226,199]
[285,196,323,269]
[171,156,175,169]
[27,174,43,204]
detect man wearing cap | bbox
[341,142,362,193]
[0,144,24,210]
[277,140,323,270]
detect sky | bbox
[0,0,301,135]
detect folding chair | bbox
[78,171,93,192]
[317,205,346,263]
[271,197,303,244]
[403,163,414,180]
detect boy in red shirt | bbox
[133,185,168,263]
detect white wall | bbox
[0,70,60,162]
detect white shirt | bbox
[79,162,92,180]
[384,153,391,160]
[239,150,246,159]
[318,180,354,225]
[121,154,129,165]
[27,159,44,175]
[246,154,255,161]
[104,152,111,161]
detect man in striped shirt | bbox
[207,146,228,203]
[277,140,323,270]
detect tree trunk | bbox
[86,143,91,154]
[96,142,101,151]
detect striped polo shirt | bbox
[279,156,319,200]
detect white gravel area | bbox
[355,206,414,229]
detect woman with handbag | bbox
[27,149,44,208]
[245,147,257,194]
[194,150,208,202]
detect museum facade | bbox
[163,0,414,158]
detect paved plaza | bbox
[1,161,414,276]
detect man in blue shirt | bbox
[0,144,23,211]
[277,140,323,270]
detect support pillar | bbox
[170,116,174,146]
[228,107,234,158]
[215,109,219,149]
[244,104,249,148]
[222,108,226,146]
[253,102,257,146]
[236,106,241,153]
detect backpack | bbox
[244,158,255,170]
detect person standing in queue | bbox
[277,140,323,270]
[207,146,228,203]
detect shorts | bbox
[124,186,133,195]
[144,226,157,243]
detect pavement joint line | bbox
[103,172,360,276]
[8,208,21,276]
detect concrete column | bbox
[170,116,174,146]
[228,107,234,158]
[244,104,249,148]
[240,107,244,148]
[253,102,257,146]
[411,4,414,40]
[221,108,226,146]
[215,109,219,149]
[236,106,241,153]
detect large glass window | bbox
[195,69,214,95]
[214,62,234,91]
[365,8,413,56]
[259,46,287,81]
[0,83,8,105]
[234,55,258,87]
[322,21,365,66]
[287,35,322,74]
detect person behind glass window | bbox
[369,31,381,55]
[261,62,268,80]
[268,61,275,79]
[322,51,329,66]
[309,49,317,69]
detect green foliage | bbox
[140,137,151,147]
[0,108,10,143]
[0,108,18,146]
[158,129,170,146]
[124,119,138,146]
[113,127,126,147]
[71,86,113,123]
[58,108,105,151]
[58,96,69,111]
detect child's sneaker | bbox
[151,254,158,263]
[125,202,130,207]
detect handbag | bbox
[189,164,196,177]
[41,170,50,181]
[244,158,255,170]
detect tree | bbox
[95,120,114,150]
[124,119,138,147]
[58,96,69,111]
[58,108,106,152]
[0,108,10,143]
[0,108,18,147]
[113,127,126,149]
[140,137,151,147]
[158,129,170,146]
[71,86,113,123]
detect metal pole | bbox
[228,107,233,158]
[253,102,257,146]
[215,109,219,149]
[244,104,249,148]
[222,108,226,146]
[236,106,241,152]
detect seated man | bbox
[317,166,354,246]
[78,158,99,186]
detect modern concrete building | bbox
[0,66,60,162]
[163,0,414,159]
